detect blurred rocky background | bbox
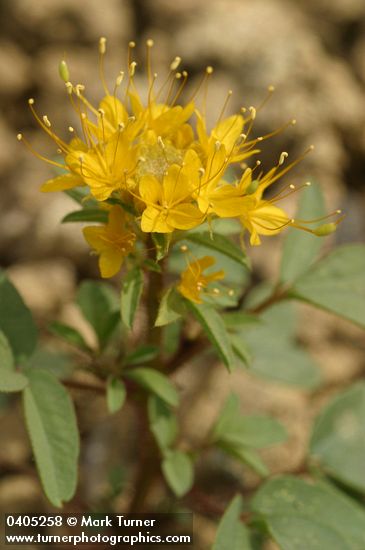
[0,1,365,548]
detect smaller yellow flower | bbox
[240,197,291,245]
[177,256,225,304]
[83,205,136,278]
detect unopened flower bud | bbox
[313,223,337,237]
[58,60,70,83]
[245,180,259,195]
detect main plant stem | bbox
[128,237,165,512]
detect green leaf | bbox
[23,369,79,507]
[162,319,182,357]
[152,233,171,261]
[212,395,285,477]
[230,334,252,367]
[280,182,325,283]
[162,450,194,497]
[0,330,14,370]
[124,345,159,366]
[0,331,28,392]
[223,312,261,330]
[77,280,119,347]
[148,395,178,451]
[49,322,90,350]
[230,446,269,477]
[25,347,73,379]
[251,476,365,550]
[243,303,321,388]
[61,209,109,224]
[187,302,236,371]
[120,267,144,330]
[291,244,365,328]
[213,495,253,550]
[65,186,95,205]
[213,395,287,449]
[124,367,179,407]
[0,271,38,362]
[106,197,137,216]
[155,287,186,327]
[310,382,365,493]
[106,377,126,414]
[185,232,249,268]
[189,218,242,236]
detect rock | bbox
[7,259,76,316]
[0,41,30,96]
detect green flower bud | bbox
[59,60,70,83]
[313,223,337,237]
[245,179,259,195]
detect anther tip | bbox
[129,41,136,48]
[28,98,35,105]
[268,84,275,92]
[146,39,154,47]
[170,56,182,71]
[206,66,213,74]
[99,37,107,54]
[16,133,23,141]
[291,119,297,125]
[309,144,315,150]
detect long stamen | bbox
[295,209,343,224]
[253,218,294,232]
[243,119,296,150]
[256,84,275,112]
[17,133,69,169]
[145,38,154,87]
[188,66,213,105]
[216,90,233,126]
[170,70,188,106]
[98,37,110,96]
[265,145,314,187]
[28,99,69,153]
[269,181,311,203]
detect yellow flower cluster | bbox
[18,38,342,298]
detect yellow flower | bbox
[83,205,136,277]
[240,197,291,246]
[177,256,225,304]
[19,36,341,253]
[139,151,204,233]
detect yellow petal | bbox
[139,175,162,205]
[141,206,172,233]
[168,204,204,230]
[83,226,106,252]
[249,203,289,234]
[163,165,191,205]
[108,205,125,233]
[177,282,202,304]
[99,248,123,278]
[40,173,83,192]
[99,95,128,129]
[212,114,244,151]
